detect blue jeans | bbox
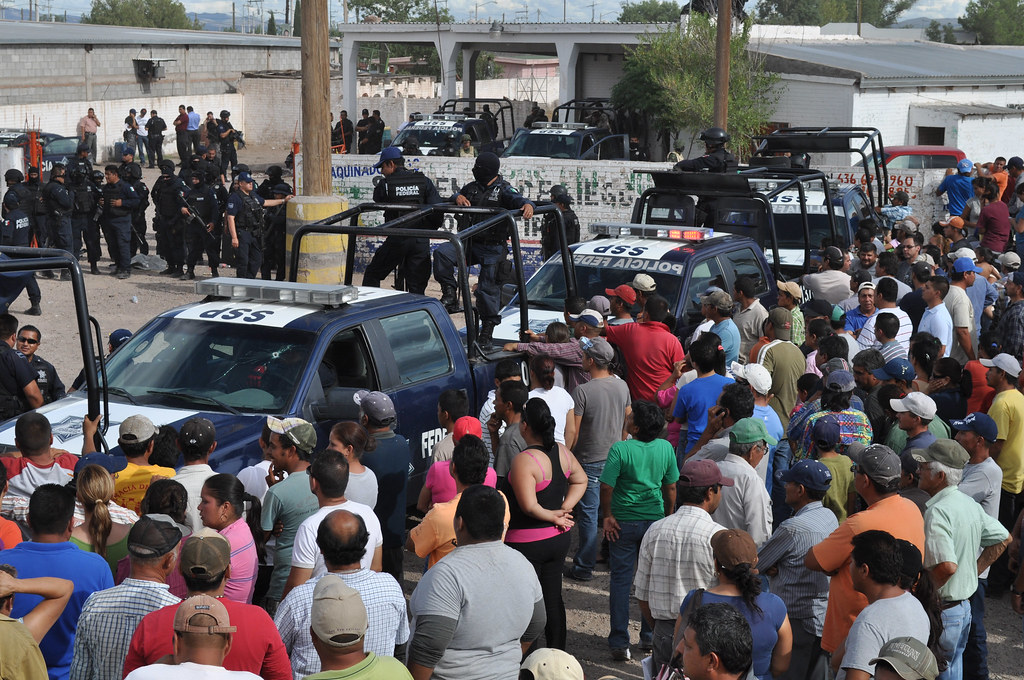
[938,599,971,680]
[432,241,506,323]
[771,439,794,528]
[608,519,654,650]
[570,461,604,577]
[964,580,988,680]
[136,137,148,164]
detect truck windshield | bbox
[391,127,458,149]
[525,254,683,312]
[503,132,581,159]
[102,316,316,413]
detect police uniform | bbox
[216,115,238,176]
[260,183,292,282]
[41,172,74,257]
[185,172,221,277]
[73,170,105,272]
[0,200,41,312]
[100,178,140,278]
[363,166,443,295]
[0,342,38,420]
[151,164,190,274]
[541,203,580,261]
[27,354,64,404]
[672,146,737,173]
[225,186,266,278]
[22,170,46,245]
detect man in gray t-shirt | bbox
[566,337,631,581]
[408,486,544,680]
[489,380,528,478]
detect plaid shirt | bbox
[275,569,409,680]
[796,409,873,461]
[998,299,1024,360]
[70,579,179,680]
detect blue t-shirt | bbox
[363,430,412,548]
[673,373,734,455]
[711,319,741,367]
[1016,205,1024,247]
[937,174,973,217]
[754,403,784,494]
[3,541,114,680]
[680,589,788,680]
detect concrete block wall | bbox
[819,165,948,224]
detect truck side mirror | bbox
[311,387,363,422]
[500,283,517,307]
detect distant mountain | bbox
[0,8,255,32]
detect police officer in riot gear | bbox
[118,154,149,257]
[217,110,239,177]
[22,166,46,245]
[99,164,140,279]
[541,188,580,261]
[41,164,75,277]
[68,166,101,274]
[184,168,221,280]
[0,313,42,420]
[432,152,535,345]
[0,194,42,315]
[673,126,738,173]
[225,171,292,278]
[67,141,94,179]
[2,169,28,220]
[257,165,286,200]
[362,147,444,295]
[151,160,191,277]
[261,183,292,281]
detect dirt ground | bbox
[14,143,1024,679]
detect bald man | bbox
[274,510,409,678]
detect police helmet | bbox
[698,127,730,146]
[27,166,39,176]
[4,169,24,184]
[77,141,90,154]
[3,191,19,208]
[267,165,283,179]
[68,168,83,183]
[272,183,292,196]
[91,170,105,184]
[50,163,65,178]
[233,164,250,175]
[220,110,230,119]
[158,160,175,175]
[204,169,219,184]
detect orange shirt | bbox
[811,494,925,652]
[409,490,510,569]
[0,516,22,550]
[990,170,1009,197]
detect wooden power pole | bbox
[300,0,331,196]
[713,0,731,130]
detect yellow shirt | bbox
[113,462,176,514]
[989,388,1024,494]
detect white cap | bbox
[889,392,938,421]
[999,252,1022,271]
[954,247,977,261]
[730,361,772,396]
[980,353,1022,378]
[858,281,876,292]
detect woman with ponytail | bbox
[909,332,943,394]
[499,397,587,650]
[675,529,791,680]
[528,355,576,446]
[199,473,264,603]
[896,539,947,671]
[71,464,133,574]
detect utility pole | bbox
[285,0,290,23]
[232,2,236,30]
[712,0,731,129]
[300,0,331,195]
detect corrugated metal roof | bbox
[916,103,1024,116]
[0,19,311,47]
[754,40,1024,87]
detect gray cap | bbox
[851,443,901,484]
[581,337,615,365]
[119,414,157,446]
[355,390,396,424]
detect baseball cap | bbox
[129,108,137,114]
[851,444,901,484]
[567,309,604,328]
[605,284,636,306]
[587,295,611,316]
[912,439,969,470]
[701,290,734,312]
[801,298,834,319]
[127,514,183,559]
[678,459,734,487]
[173,595,236,634]
[272,183,292,195]
[954,247,977,261]
[711,529,758,568]
[180,528,231,579]
[109,328,132,350]
[911,262,932,281]
[453,415,482,443]
[767,307,792,341]
[354,390,397,423]
[122,147,135,156]
[858,281,876,292]
[889,392,938,420]
[1009,156,1023,170]
[236,171,254,183]
[823,245,844,267]
[999,252,1022,272]
[821,358,850,377]
[75,451,128,474]
[266,416,317,453]
[830,305,845,322]
[178,417,216,453]
[956,159,973,174]
[825,369,856,393]
[580,336,615,365]
[873,357,916,382]
[811,414,840,448]
[729,417,778,447]
[730,361,772,396]
[310,574,368,646]
[780,459,833,492]
[521,648,585,680]
[939,216,965,230]
[950,412,998,443]
[119,414,157,446]
[631,273,656,293]
[980,353,1022,378]
[776,280,802,301]
[953,257,982,274]
[871,637,940,680]
[373,146,402,169]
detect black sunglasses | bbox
[17,337,38,345]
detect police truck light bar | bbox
[590,222,714,241]
[532,122,587,130]
[196,278,360,306]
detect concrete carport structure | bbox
[338,22,671,109]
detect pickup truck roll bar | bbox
[0,247,105,445]
[288,203,576,359]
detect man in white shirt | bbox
[919,277,954,358]
[857,278,912,356]
[173,418,218,531]
[135,108,150,168]
[804,246,853,305]
[713,418,773,548]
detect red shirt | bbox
[605,321,684,401]
[979,200,1011,251]
[1,451,78,498]
[173,113,189,132]
[122,597,291,679]
[0,516,21,550]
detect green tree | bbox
[817,0,848,21]
[756,0,822,25]
[267,10,277,34]
[81,0,201,28]
[961,0,1024,43]
[925,19,958,42]
[618,0,681,22]
[293,0,302,36]
[611,15,780,158]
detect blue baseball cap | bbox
[780,459,833,492]
[109,328,132,350]
[872,357,916,382]
[1006,271,1024,288]
[75,451,128,475]
[236,171,254,183]
[953,257,982,274]
[811,414,840,448]
[373,146,402,169]
[951,412,998,443]
[957,159,973,174]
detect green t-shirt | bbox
[818,453,856,524]
[70,531,130,576]
[599,438,680,522]
[884,418,951,454]
[304,652,413,679]
[261,469,320,601]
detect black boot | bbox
[158,267,176,276]
[179,268,195,281]
[26,303,41,316]
[90,263,100,275]
[478,320,496,347]
[440,285,460,313]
